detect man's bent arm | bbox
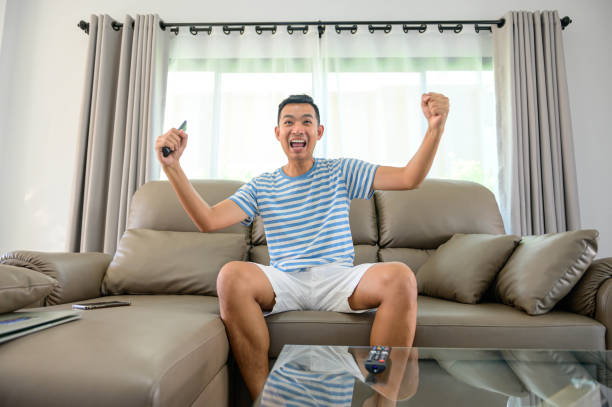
[373,92,449,191]
[163,163,248,232]
[373,127,443,191]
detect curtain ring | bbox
[223,25,245,35]
[335,24,357,34]
[287,25,308,35]
[474,24,492,33]
[438,23,463,33]
[368,24,392,34]
[403,24,427,33]
[189,26,213,35]
[255,25,277,35]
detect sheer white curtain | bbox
[321,28,496,194]
[163,28,319,180]
[161,25,498,209]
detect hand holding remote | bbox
[155,121,188,166]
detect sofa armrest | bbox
[596,278,612,350]
[0,251,113,306]
[563,257,612,317]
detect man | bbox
[155,92,449,400]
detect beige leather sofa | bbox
[0,179,610,407]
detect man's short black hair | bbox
[277,94,321,125]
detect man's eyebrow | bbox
[281,114,314,120]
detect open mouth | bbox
[289,140,307,151]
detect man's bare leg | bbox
[348,262,417,346]
[217,261,276,400]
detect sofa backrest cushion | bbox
[102,229,248,296]
[376,179,505,250]
[125,179,505,274]
[127,180,249,239]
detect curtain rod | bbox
[77,16,573,36]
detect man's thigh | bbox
[347,262,414,311]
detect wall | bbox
[0,0,611,257]
[0,0,5,55]
[0,0,6,157]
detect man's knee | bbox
[217,261,252,299]
[381,262,417,301]
[217,261,275,314]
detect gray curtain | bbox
[493,10,580,236]
[69,14,169,254]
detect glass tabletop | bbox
[255,345,612,407]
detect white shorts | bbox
[251,262,377,316]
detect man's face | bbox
[275,103,324,161]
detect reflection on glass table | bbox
[255,345,612,407]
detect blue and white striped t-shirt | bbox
[229,158,378,272]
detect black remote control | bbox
[365,346,391,374]
[162,120,187,157]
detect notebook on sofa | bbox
[0,311,80,344]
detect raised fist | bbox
[421,92,449,132]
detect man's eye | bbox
[304,120,312,125]
[284,121,293,125]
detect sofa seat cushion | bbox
[415,296,605,350]
[265,295,605,357]
[0,295,228,407]
[267,310,376,357]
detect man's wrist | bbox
[426,126,444,139]
[162,162,182,176]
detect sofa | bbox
[0,179,610,407]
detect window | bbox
[161,28,497,200]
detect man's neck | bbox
[283,158,315,177]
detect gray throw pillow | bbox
[0,265,58,313]
[562,258,612,317]
[102,229,248,296]
[495,229,598,315]
[417,234,520,304]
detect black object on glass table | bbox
[162,120,187,157]
[365,346,391,374]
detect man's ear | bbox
[317,124,324,140]
[275,126,280,141]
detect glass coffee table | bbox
[255,345,612,406]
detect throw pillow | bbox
[417,234,520,304]
[495,229,598,315]
[0,265,58,313]
[102,229,248,296]
[562,258,612,317]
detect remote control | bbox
[365,346,391,374]
[162,120,187,157]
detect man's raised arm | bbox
[373,92,450,191]
[155,127,248,232]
